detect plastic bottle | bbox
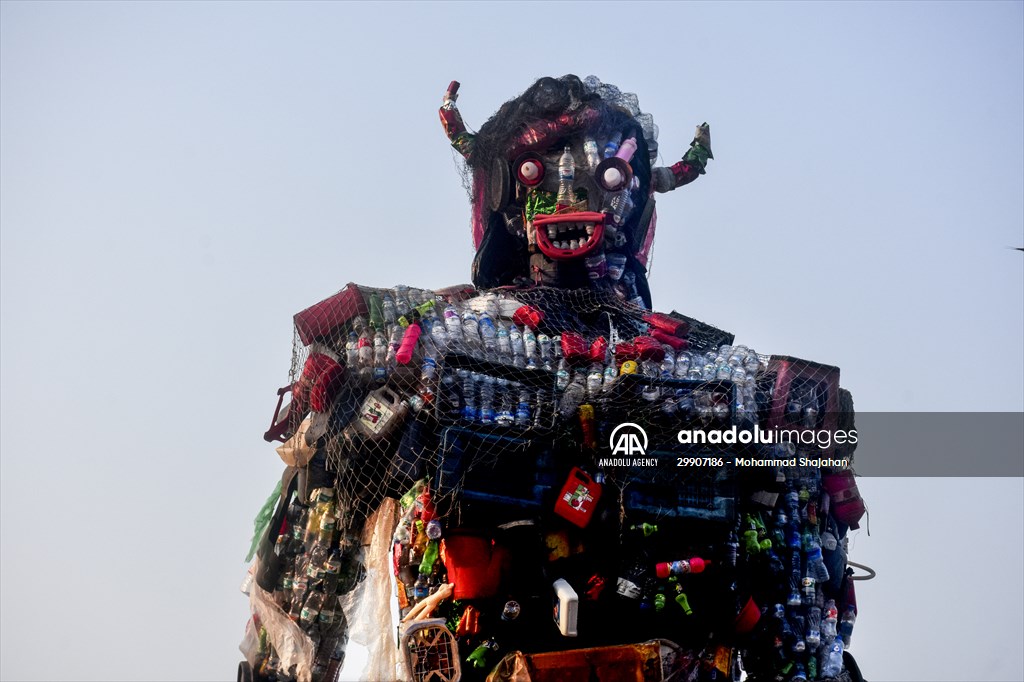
[419,540,440,575]
[807,606,822,650]
[462,309,480,351]
[838,607,856,648]
[368,294,384,331]
[556,357,570,391]
[583,138,601,170]
[478,374,495,424]
[586,363,604,400]
[496,319,512,361]
[426,318,448,351]
[515,388,531,426]
[443,304,464,346]
[558,374,586,418]
[467,639,500,669]
[495,379,514,426]
[357,328,373,370]
[821,635,844,677]
[381,293,398,326]
[300,590,324,629]
[556,146,575,209]
[536,333,552,368]
[725,531,739,568]
[603,132,622,159]
[509,323,525,358]
[386,324,402,363]
[602,190,630,226]
[523,327,537,362]
[533,389,548,429]
[806,542,831,583]
[478,311,496,356]
[458,369,476,422]
[345,331,359,366]
[821,599,838,642]
[654,557,708,579]
[660,347,676,377]
[372,329,388,379]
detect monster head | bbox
[440,75,711,309]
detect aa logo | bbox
[609,423,648,456]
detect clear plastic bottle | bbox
[381,293,398,326]
[523,327,537,363]
[386,325,402,365]
[515,388,531,426]
[556,357,570,391]
[556,145,575,208]
[509,324,525,358]
[821,599,838,642]
[462,309,480,352]
[558,374,586,418]
[357,328,373,369]
[602,190,630,226]
[300,590,324,630]
[586,363,604,400]
[838,607,856,648]
[603,363,617,390]
[495,379,514,426]
[478,374,495,424]
[428,318,449,351]
[372,329,388,377]
[478,311,497,356]
[458,369,476,422]
[821,635,844,677]
[673,352,691,379]
[583,138,601,170]
[496,320,512,362]
[806,605,822,650]
[533,389,549,429]
[603,132,622,159]
[538,333,553,370]
[660,347,676,377]
[345,331,359,367]
[806,541,831,583]
[443,304,464,346]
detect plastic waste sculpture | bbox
[237,75,868,682]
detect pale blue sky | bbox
[1,2,1022,681]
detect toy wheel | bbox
[237,660,253,682]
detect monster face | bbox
[440,75,711,308]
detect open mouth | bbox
[533,211,605,260]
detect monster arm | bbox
[652,123,713,193]
[438,81,475,159]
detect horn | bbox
[439,80,475,159]
[652,122,713,193]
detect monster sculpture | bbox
[237,75,867,682]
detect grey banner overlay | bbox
[845,412,1022,476]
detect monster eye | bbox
[595,157,632,192]
[513,153,546,186]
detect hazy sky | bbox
[1,2,1022,681]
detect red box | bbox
[765,355,840,455]
[293,283,368,346]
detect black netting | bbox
[247,282,861,682]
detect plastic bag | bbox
[249,576,315,682]
[245,479,283,562]
[338,498,401,681]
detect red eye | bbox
[514,153,545,186]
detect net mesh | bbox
[251,282,860,682]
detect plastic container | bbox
[351,387,409,439]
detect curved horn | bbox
[439,80,475,159]
[652,122,712,193]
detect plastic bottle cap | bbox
[603,168,623,187]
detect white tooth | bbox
[553,240,563,249]
[569,239,580,250]
[557,224,567,234]
[547,226,556,239]
[585,223,595,236]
